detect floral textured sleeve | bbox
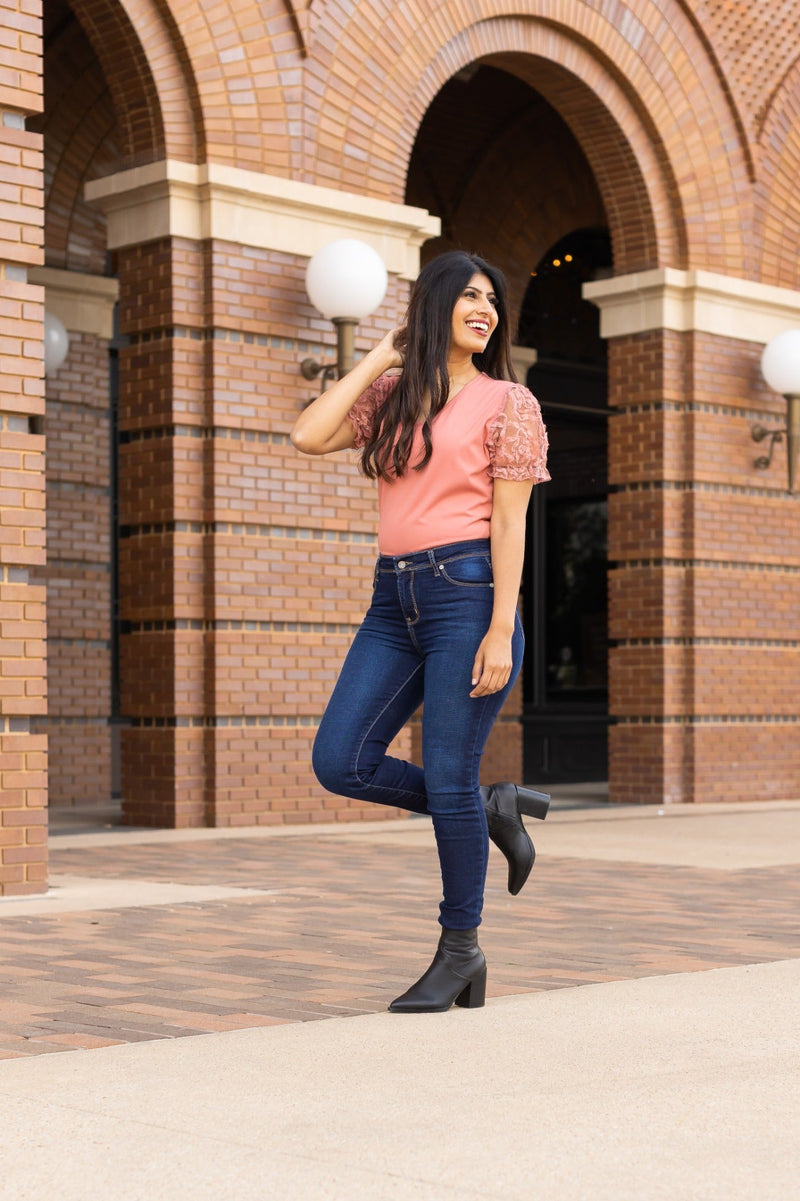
[486,384,551,483]
[347,373,399,448]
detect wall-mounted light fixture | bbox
[300,239,388,385]
[44,311,70,375]
[753,328,800,494]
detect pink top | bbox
[348,372,550,555]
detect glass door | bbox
[522,397,609,784]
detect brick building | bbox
[2,0,799,894]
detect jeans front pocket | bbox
[437,553,494,587]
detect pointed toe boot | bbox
[389,927,486,1013]
[481,782,550,896]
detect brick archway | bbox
[307,0,753,276]
[754,61,800,289]
[400,36,675,276]
[36,2,121,273]
[68,0,203,166]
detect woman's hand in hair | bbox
[291,328,402,456]
[376,327,405,369]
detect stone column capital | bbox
[584,268,800,344]
[29,267,119,339]
[85,160,440,280]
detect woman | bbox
[291,251,551,1013]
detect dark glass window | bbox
[545,498,608,702]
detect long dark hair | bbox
[360,251,516,481]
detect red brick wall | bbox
[0,0,48,893]
[114,236,413,825]
[607,331,800,804]
[47,0,796,277]
[31,0,800,287]
[30,331,112,806]
[17,0,800,832]
[22,6,120,812]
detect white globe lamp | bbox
[757,329,800,494]
[44,311,70,375]
[302,239,388,380]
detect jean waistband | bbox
[377,538,491,572]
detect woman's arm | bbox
[290,330,402,455]
[470,478,535,698]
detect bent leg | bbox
[312,623,428,813]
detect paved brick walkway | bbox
[1,822,798,1059]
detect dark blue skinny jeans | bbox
[312,538,524,930]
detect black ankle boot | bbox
[481,782,551,896]
[388,927,486,1013]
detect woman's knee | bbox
[311,732,349,794]
[314,723,376,792]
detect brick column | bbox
[113,236,210,826]
[87,162,438,827]
[586,270,800,805]
[28,268,120,807]
[0,0,47,893]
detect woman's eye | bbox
[462,289,497,307]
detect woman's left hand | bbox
[470,628,513,697]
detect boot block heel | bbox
[454,967,487,1009]
[516,787,550,821]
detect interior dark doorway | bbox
[404,61,612,785]
[519,229,611,785]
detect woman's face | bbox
[450,272,499,358]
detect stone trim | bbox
[85,161,440,279]
[584,269,800,344]
[126,715,322,729]
[616,715,800,724]
[118,521,377,543]
[510,345,537,381]
[29,267,119,339]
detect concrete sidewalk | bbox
[1,959,797,1199]
[1,799,799,1198]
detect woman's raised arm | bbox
[290,330,402,456]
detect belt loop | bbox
[427,548,439,575]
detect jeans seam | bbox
[455,691,498,922]
[402,575,422,653]
[437,554,493,588]
[437,575,493,588]
[437,551,491,565]
[407,574,420,625]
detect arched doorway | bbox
[29,0,124,818]
[30,0,181,823]
[406,62,612,787]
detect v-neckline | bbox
[418,372,483,424]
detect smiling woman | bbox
[291,250,552,1014]
[450,275,499,358]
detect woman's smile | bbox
[465,318,490,336]
[451,273,498,354]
